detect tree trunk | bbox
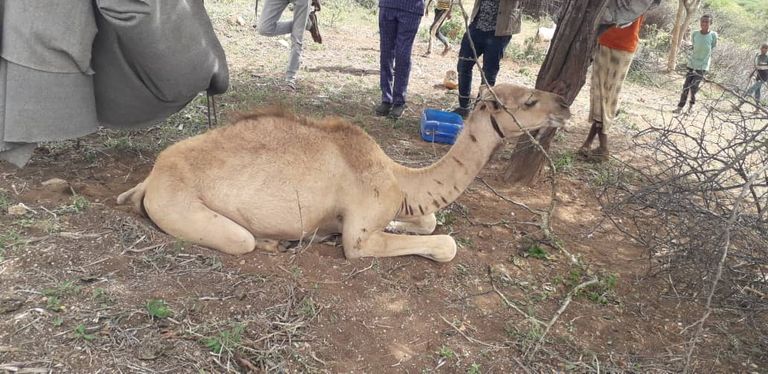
[501,0,608,185]
[666,0,701,72]
[666,1,686,72]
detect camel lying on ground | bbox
[117,84,571,262]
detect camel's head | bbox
[472,84,571,138]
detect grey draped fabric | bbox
[600,0,660,27]
[0,0,229,167]
[93,0,229,128]
[0,0,99,167]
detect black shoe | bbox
[375,102,392,116]
[452,106,470,119]
[307,11,322,44]
[389,104,406,119]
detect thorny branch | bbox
[597,86,768,367]
[524,277,599,360]
[455,2,573,264]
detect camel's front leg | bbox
[386,213,437,235]
[342,228,457,262]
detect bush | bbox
[709,41,755,89]
[642,1,677,35]
[353,0,376,9]
[626,24,670,84]
[506,36,547,64]
[704,0,766,47]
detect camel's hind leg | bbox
[144,196,256,255]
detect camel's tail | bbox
[117,181,148,217]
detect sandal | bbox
[307,11,322,44]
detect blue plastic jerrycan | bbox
[419,109,464,145]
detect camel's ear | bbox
[478,86,501,111]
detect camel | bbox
[117,83,571,262]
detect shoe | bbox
[586,149,610,163]
[576,147,591,159]
[452,107,470,119]
[672,106,683,114]
[687,105,694,114]
[440,45,452,56]
[389,104,406,119]
[283,78,297,91]
[375,102,392,116]
[307,12,322,44]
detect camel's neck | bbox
[393,112,504,217]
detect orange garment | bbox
[598,16,644,53]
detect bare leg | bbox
[578,121,600,156]
[590,126,610,162]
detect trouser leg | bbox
[678,69,694,108]
[456,28,487,109]
[431,10,449,46]
[480,35,512,87]
[285,0,310,81]
[391,10,420,106]
[379,8,398,104]
[689,70,705,106]
[258,0,292,36]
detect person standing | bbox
[673,15,717,114]
[258,0,322,90]
[578,17,644,162]
[737,43,768,111]
[375,0,425,119]
[425,0,454,56]
[451,0,522,118]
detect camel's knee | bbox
[421,235,456,262]
[216,234,256,256]
[341,231,381,260]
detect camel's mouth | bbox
[546,112,571,129]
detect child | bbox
[425,0,454,56]
[740,43,768,110]
[673,15,717,114]
[258,0,322,90]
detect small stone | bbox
[235,16,247,26]
[41,178,70,193]
[490,263,511,279]
[0,297,24,314]
[7,203,28,215]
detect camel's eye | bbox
[490,100,500,110]
[524,99,538,108]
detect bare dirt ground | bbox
[1,1,765,373]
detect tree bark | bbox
[666,0,701,72]
[502,0,608,185]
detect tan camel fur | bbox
[117,84,571,262]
